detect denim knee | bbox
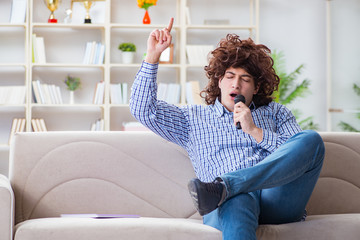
[299,130,324,152]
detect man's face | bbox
[218,67,259,112]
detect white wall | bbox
[260,0,360,131]
[330,0,360,131]
[260,0,327,130]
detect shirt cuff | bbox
[138,61,159,77]
[258,129,278,152]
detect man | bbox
[130,18,325,240]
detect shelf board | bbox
[31,104,105,109]
[110,63,180,68]
[31,63,105,69]
[0,144,10,151]
[0,104,26,109]
[110,24,180,30]
[0,23,26,28]
[187,25,256,30]
[109,104,129,108]
[0,63,27,68]
[32,23,105,30]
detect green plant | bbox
[271,50,319,130]
[339,83,360,132]
[64,75,81,91]
[118,43,136,52]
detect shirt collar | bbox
[213,98,257,117]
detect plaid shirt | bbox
[130,62,302,182]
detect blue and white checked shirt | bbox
[130,62,302,183]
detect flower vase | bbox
[69,91,74,104]
[122,52,135,64]
[143,10,151,24]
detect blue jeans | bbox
[203,130,325,240]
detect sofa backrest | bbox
[9,131,360,224]
[306,132,360,215]
[9,131,199,224]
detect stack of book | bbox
[0,86,26,104]
[83,41,105,65]
[90,119,104,131]
[31,118,47,132]
[32,80,63,104]
[110,83,128,104]
[32,34,46,64]
[8,118,26,144]
[186,81,203,105]
[186,45,214,65]
[157,83,181,104]
[93,81,105,104]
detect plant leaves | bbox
[339,121,359,132]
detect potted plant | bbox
[118,42,136,64]
[64,75,81,104]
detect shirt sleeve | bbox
[258,103,302,152]
[129,61,190,148]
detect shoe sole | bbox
[187,179,205,216]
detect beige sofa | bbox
[1,131,360,240]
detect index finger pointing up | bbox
[167,17,174,32]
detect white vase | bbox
[69,91,74,104]
[122,52,135,64]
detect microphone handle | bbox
[234,94,245,130]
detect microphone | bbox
[234,94,246,129]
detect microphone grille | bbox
[234,94,246,104]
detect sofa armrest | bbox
[0,174,14,240]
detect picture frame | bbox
[159,44,174,64]
[70,0,106,24]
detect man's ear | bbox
[218,78,223,88]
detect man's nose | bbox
[232,79,241,89]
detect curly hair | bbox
[201,34,280,107]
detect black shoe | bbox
[187,178,225,216]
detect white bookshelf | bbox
[0,0,259,174]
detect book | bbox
[10,0,27,24]
[60,214,140,219]
[156,83,180,104]
[36,37,46,64]
[110,83,123,104]
[90,119,104,131]
[186,81,202,105]
[186,45,214,65]
[0,86,26,104]
[121,83,128,104]
[39,119,47,131]
[83,41,104,65]
[93,81,105,104]
[8,118,26,144]
[31,118,47,132]
[32,80,63,104]
[32,34,46,64]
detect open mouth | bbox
[230,93,237,98]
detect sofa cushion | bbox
[10,132,200,224]
[257,214,360,240]
[14,217,221,240]
[15,214,360,240]
[306,132,360,215]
